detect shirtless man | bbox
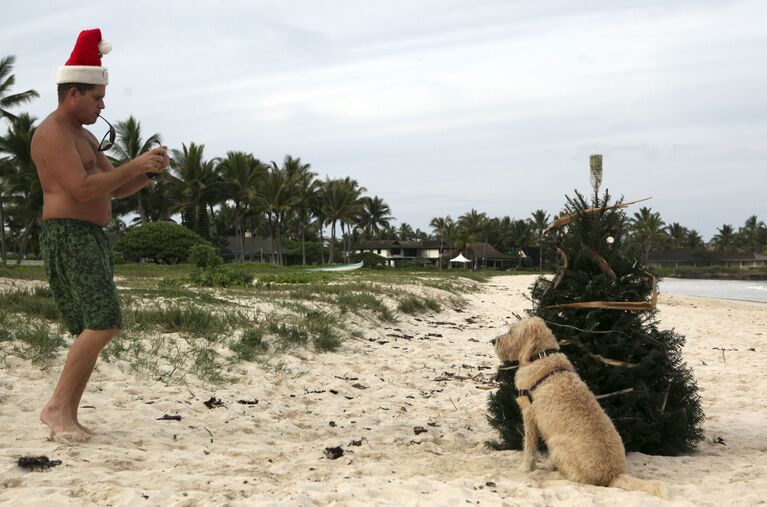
[31,29,169,441]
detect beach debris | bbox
[17,455,61,471]
[713,436,726,446]
[203,397,225,409]
[348,438,365,447]
[324,446,344,459]
[413,426,428,435]
[329,389,339,395]
[157,414,182,421]
[329,421,337,427]
[335,375,359,381]
[237,399,259,405]
[713,346,738,363]
[351,383,368,390]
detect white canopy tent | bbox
[450,253,472,263]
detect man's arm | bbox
[107,147,169,199]
[34,128,164,202]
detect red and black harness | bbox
[511,349,571,403]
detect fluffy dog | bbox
[493,317,667,498]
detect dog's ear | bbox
[518,319,546,364]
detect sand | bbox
[1,274,766,506]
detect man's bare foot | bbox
[75,420,94,435]
[40,404,91,442]
[72,409,94,435]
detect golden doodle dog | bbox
[493,317,667,498]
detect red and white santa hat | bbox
[56,28,112,85]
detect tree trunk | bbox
[16,217,36,265]
[329,221,336,264]
[0,195,6,263]
[137,191,146,225]
[319,224,326,265]
[438,234,443,270]
[235,205,244,263]
[300,220,306,266]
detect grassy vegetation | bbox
[0,263,48,281]
[0,286,60,320]
[0,309,65,363]
[0,261,499,381]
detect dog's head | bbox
[492,317,559,365]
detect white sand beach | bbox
[1,274,766,506]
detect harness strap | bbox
[516,368,571,403]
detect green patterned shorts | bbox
[41,219,122,336]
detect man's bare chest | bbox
[74,131,102,174]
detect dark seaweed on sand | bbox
[18,455,61,470]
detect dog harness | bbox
[516,349,570,403]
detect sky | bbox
[2,0,766,240]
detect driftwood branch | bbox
[544,197,652,235]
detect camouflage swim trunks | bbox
[41,219,122,336]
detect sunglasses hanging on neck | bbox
[97,114,116,152]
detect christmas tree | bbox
[487,158,704,456]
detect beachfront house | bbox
[354,240,519,268]
[647,249,767,269]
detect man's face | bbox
[75,85,106,125]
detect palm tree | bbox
[529,209,550,271]
[359,196,393,239]
[108,115,162,225]
[280,156,318,265]
[217,151,266,261]
[0,157,13,262]
[738,215,766,253]
[0,56,39,123]
[665,222,688,249]
[529,209,550,242]
[170,142,219,240]
[507,219,534,252]
[0,113,40,263]
[686,229,705,250]
[630,207,667,262]
[258,162,299,264]
[320,177,366,264]
[397,222,415,240]
[429,215,454,270]
[711,224,736,250]
[457,209,488,269]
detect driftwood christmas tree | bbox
[487,156,704,455]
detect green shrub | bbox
[189,244,223,269]
[115,222,209,264]
[190,267,254,287]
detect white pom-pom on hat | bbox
[99,40,112,55]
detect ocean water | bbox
[660,278,767,304]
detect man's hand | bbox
[134,146,169,177]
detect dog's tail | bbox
[609,474,668,499]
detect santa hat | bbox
[56,29,112,85]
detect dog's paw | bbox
[518,460,535,473]
[536,456,555,471]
